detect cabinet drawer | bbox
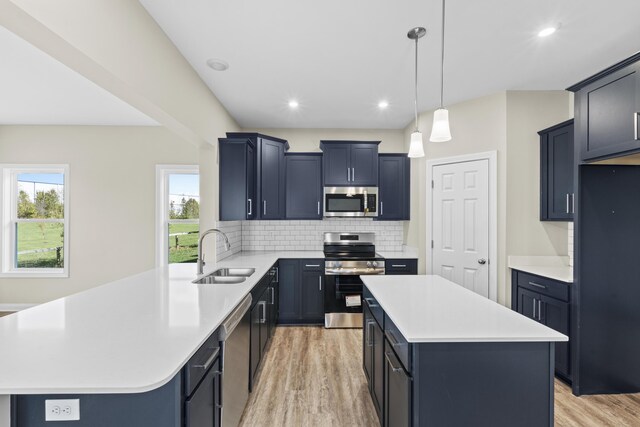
[301,259,324,271]
[363,286,384,327]
[516,271,569,302]
[385,259,417,275]
[184,331,220,397]
[384,314,412,372]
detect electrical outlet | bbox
[45,399,80,421]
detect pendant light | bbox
[430,0,452,142]
[407,27,426,158]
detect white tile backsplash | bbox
[215,220,242,262]
[238,218,404,252]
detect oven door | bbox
[324,274,365,328]
[324,193,365,217]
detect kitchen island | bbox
[361,275,567,427]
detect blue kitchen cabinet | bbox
[218,138,256,220]
[378,154,410,220]
[320,141,380,186]
[539,120,574,221]
[285,153,323,219]
[278,259,324,325]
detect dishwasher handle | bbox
[220,295,252,340]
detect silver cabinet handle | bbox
[352,167,355,181]
[381,201,383,216]
[270,287,275,305]
[532,299,536,319]
[571,193,575,214]
[305,264,320,267]
[385,351,403,373]
[275,267,279,282]
[566,194,570,214]
[263,200,267,216]
[528,281,546,289]
[386,330,401,347]
[364,297,379,308]
[391,265,406,268]
[247,199,252,216]
[259,301,266,324]
[347,168,350,182]
[317,201,320,216]
[635,112,639,140]
[193,347,220,370]
[538,300,542,321]
[318,276,322,291]
[366,320,375,346]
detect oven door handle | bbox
[324,268,385,275]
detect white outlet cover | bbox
[45,399,80,421]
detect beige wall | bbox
[243,128,405,153]
[404,91,572,306]
[0,126,199,304]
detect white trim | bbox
[426,151,498,302]
[0,164,70,278]
[155,165,199,267]
[0,303,38,312]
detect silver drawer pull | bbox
[528,281,547,289]
[635,112,639,140]
[386,330,401,347]
[391,264,407,268]
[566,194,570,214]
[193,347,220,371]
[385,351,404,373]
[364,297,379,308]
[305,264,320,267]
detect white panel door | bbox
[432,159,490,297]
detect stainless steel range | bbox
[323,232,385,328]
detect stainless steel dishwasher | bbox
[220,294,252,427]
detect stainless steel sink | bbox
[210,268,255,277]
[192,267,255,285]
[192,275,246,285]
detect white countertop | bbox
[378,246,419,259]
[508,256,573,283]
[361,275,568,343]
[0,251,322,395]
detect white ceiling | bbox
[140,0,640,130]
[0,25,157,126]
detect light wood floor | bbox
[240,327,640,427]
[0,312,13,318]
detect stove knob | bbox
[336,262,342,268]
[367,261,373,268]
[371,261,378,268]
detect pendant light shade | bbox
[408,131,425,158]
[407,27,427,158]
[430,108,451,142]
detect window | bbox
[1,165,69,277]
[156,166,199,266]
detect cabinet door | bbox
[259,292,269,357]
[378,155,409,220]
[541,124,574,221]
[250,302,262,389]
[260,138,285,219]
[516,287,539,322]
[363,305,375,384]
[278,260,299,322]
[286,155,322,219]
[351,144,379,186]
[384,349,411,427]
[219,140,249,221]
[540,295,571,379]
[185,366,216,427]
[578,62,640,161]
[300,270,324,321]
[372,318,385,421]
[323,144,351,186]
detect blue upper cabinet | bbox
[539,120,574,221]
[320,141,380,186]
[285,154,322,220]
[225,133,289,220]
[218,138,257,220]
[568,54,640,162]
[378,154,410,220]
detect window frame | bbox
[155,165,200,267]
[0,164,70,278]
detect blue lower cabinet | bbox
[384,259,417,275]
[278,259,324,325]
[363,304,385,423]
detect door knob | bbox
[478,258,487,265]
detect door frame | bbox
[426,151,498,302]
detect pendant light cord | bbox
[414,36,419,132]
[440,0,446,109]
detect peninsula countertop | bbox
[508,256,573,283]
[0,251,322,395]
[361,275,568,343]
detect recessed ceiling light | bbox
[538,26,557,38]
[378,100,389,109]
[288,100,299,108]
[206,58,229,71]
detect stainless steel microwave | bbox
[323,187,378,217]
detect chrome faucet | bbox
[197,229,231,275]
